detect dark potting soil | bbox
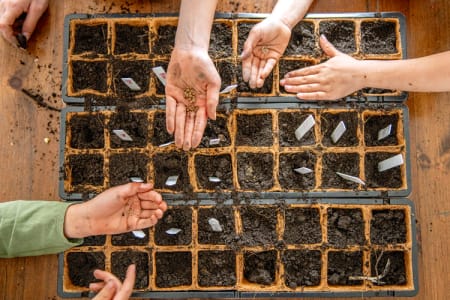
[151,111,173,146]
[215,60,236,91]
[370,209,407,244]
[152,152,189,191]
[152,25,176,55]
[154,207,192,245]
[237,22,253,54]
[370,251,407,285]
[362,87,395,94]
[111,228,150,246]
[282,250,321,288]
[73,23,108,55]
[80,235,106,246]
[364,114,399,146]
[114,24,149,54]
[111,251,149,289]
[71,60,107,93]
[108,108,148,148]
[321,152,360,189]
[68,154,104,189]
[198,207,236,245]
[361,21,398,54]
[198,250,236,287]
[112,60,151,97]
[198,115,232,148]
[365,152,403,188]
[278,112,316,146]
[283,208,321,244]
[327,251,363,286]
[244,250,277,285]
[155,251,192,288]
[209,22,233,59]
[153,60,169,95]
[237,66,274,94]
[109,152,148,186]
[284,21,318,56]
[69,114,105,149]
[240,206,277,246]
[321,111,359,147]
[236,113,273,146]
[279,59,314,93]
[278,152,316,190]
[195,154,233,190]
[319,21,356,54]
[67,252,105,287]
[327,208,365,247]
[237,152,274,190]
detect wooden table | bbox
[0,0,448,299]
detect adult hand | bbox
[0,0,48,45]
[280,35,365,100]
[165,47,220,151]
[241,17,291,89]
[90,264,135,300]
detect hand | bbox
[64,182,167,238]
[241,17,291,89]
[90,264,135,300]
[165,47,220,150]
[280,35,365,100]
[0,0,48,45]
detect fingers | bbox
[248,55,260,89]
[174,103,186,149]
[182,111,195,150]
[91,280,116,300]
[241,38,255,82]
[165,95,177,134]
[296,91,329,101]
[259,58,277,82]
[281,74,320,87]
[114,264,136,300]
[138,190,162,203]
[284,83,323,94]
[0,4,23,44]
[319,34,341,57]
[191,107,207,149]
[21,0,48,39]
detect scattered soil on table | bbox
[151,111,173,146]
[71,60,108,93]
[152,25,176,55]
[73,23,108,55]
[279,152,316,190]
[361,21,398,54]
[283,208,321,244]
[69,114,105,149]
[153,152,189,191]
[114,24,149,54]
[112,60,151,97]
[364,114,399,146]
[327,208,365,247]
[209,23,233,58]
[279,59,314,93]
[215,60,236,91]
[195,154,233,190]
[244,250,277,285]
[365,152,403,188]
[109,152,148,186]
[67,252,105,287]
[321,111,359,147]
[68,154,104,189]
[282,250,322,288]
[284,21,318,56]
[198,115,232,148]
[198,250,236,287]
[153,60,169,94]
[111,251,149,289]
[327,251,363,286]
[236,113,273,146]
[279,112,316,146]
[198,207,236,245]
[370,209,406,244]
[155,251,192,288]
[237,152,274,190]
[319,21,356,54]
[108,107,148,148]
[370,251,406,285]
[321,153,360,189]
[80,235,106,246]
[240,206,277,246]
[111,229,150,246]
[154,207,192,245]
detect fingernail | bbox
[280,79,285,85]
[320,34,328,41]
[22,32,30,40]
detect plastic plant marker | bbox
[209,138,221,146]
[208,218,223,232]
[336,172,366,185]
[294,167,313,175]
[208,176,221,183]
[220,84,238,94]
[166,228,182,235]
[112,129,133,141]
[331,121,346,143]
[294,114,315,141]
[378,124,392,141]
[130,177,144,183]
[159,141,174,147]
[165,175,179,186]
[132,230,146,239]
[152,66,167,86]
[121,77,141,91]
[378,154,404,172]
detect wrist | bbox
[64,203,90,239]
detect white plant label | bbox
[130,177,144,183]
[208,218,223,232]
[208,176,221,183]
[378,154,404,172]
[165,175,179,186]
[209,138,221,146]
[166,228,182,235]
[294,114,315,141]
[336,172,366,185]
[121,77,141,91]
[220,84,238,94]
[294,167,313,175]
[331,121,346,143]
[159,141,174,148]
[113,129,133,141]
[152,66,167,86]
[378,124,392,141]
[132,230,146,239]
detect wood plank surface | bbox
[0,0,448,299]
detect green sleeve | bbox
[0,200,83,258]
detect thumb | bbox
[319,34,341,58]
[240,33,256,59]
[92,280,116,300]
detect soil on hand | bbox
[111,229,150,246]
[244,250,276,285]
[236,113,273,146]
[153,152,189,191]
[364,113,399,146]
[279,112,316,146]
[198,115,232,148]
[69,114,105,149]
[283,208,321,244]
[361,21,398,54]
[114,24,149,54]
[321,153,360,189]
[319,21,356,54]
[198,207,236,245]
[282,250,321,288]
[327,208,365,247]
[112,60,151,97]
[151,111,173,146]
[152,25,176,55]
[279,152,316,190]
[284,21,318,56]
[67,252,105,287]
[237,152,274,190]
[73,23,108,55]
[279,60,314,93]
[370,251,406,285]
[195,154,233,190]
[68,154,104,190]
[109,108,148,148]
[109,152,148,186]
[370,209,406,244]
[327,251,363,286]
[321,111,358,147]
[154,208,192,245]
[155,251,192,287]
[215,60,236,91]
[240,206,277,246]
[71,61,107,93]
[111,251,149,289]
[209,23,233,58]
[365,152,402,188]
[198,250,236,287]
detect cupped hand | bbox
[241,17,291,89]
[165,47,220,151]
[90,264,135,300]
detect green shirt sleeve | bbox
[0,200,83,258]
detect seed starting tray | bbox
[58,12,418,298]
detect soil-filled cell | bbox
[321,111,359,147]
[282,250,322,288]
[279,60,314,93]
[370,209,407,244]
[365,152,403,188]
[364,113,399,146]
[80,235,106,246]
[209,22,233,58]
[237,22,254,54]
[361,21,398,54]
[240,206,277,246]
[111,228,150,246]
[153,152,189,191]
[284,21,318,56]
[215,60,236,91]
[154,207,192,246]
[112,60,151,97]
[284,208,321,244]
[73,23,108,55]
[237,66,274,94]
[237,152,274,190]
[198,207,236,245]
[370,251,407,285]
[244,250,277,285]
[319,21,356,54]
[109,152,148,186]
[236,113,273,146]
[71,61,107,93]
[111,251,149,289]
[198,250,236,287]
[195,154,233,190]
[279,152,316,190]
[114,24,149,54]
[198,115,231,148]
[155,251,192,288]
[327,208,365,247]
[362,87,396,95]
[68,114,105,149]
[109,109,148,148]
[152,25,176,55]
[68,154,104,190]
[327,251,363,286]
[67,252,105,287]
[321,153,360,189]
[279,112,316,146]
[153,60,169,95]
[151,111,173,146]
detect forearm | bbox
[270,0,314,29]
